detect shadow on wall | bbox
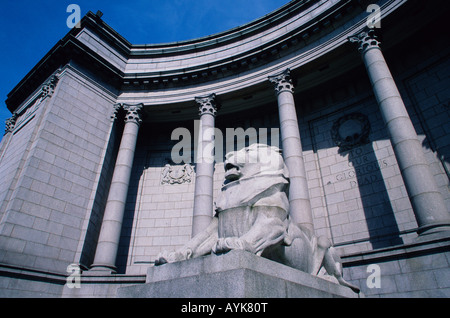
[307,91,409,250]
[333,111,403,248]
[79,108,125,270]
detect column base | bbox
[88,264,118,275]
[414,228,450,246]
[417,222,450,236]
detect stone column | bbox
[269,69,314,234]
[91,103,143,272]
[349,28,450,235]
[192,94,218,237]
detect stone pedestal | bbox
[117,250,360,298]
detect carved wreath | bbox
[161,164,194,185]
[331,112,371,151]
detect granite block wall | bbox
[305,97,417,253]
[0,64,117,274]
[402,57,450,207]
[342,237,450,297]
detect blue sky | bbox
[0,0,290,141]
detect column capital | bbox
[268,68,295,95]
[348,28,381,54]
[123,103,144,126]
[111,103,122,122]
[41,74,59,99]
[195,93,218,117]
[4,114,18,135]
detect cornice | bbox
[118,0,410,104]
[128,0,316,56]
[121,0,356,89]
[5,0,425,114]
[5,0,353,112]
[5,35,124,112]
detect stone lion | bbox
[156,144,359,293]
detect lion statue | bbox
[155,144,359,293]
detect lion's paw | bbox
[212,237,245,254]
[155,248,193,266]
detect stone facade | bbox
[0,0,449,297]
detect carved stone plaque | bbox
[331,112,371,151]
[161,164,194,185]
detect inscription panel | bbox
[310,103,416,251]
[332,146,391,189]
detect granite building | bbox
[0,0,449,297]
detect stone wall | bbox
[0,99,46,223]
[115,123,194,274]
[342,234,450,297]
[0,64,117,274]
[402,57,450,208]
[305,97,416,252]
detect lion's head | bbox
[223,144,289,183]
